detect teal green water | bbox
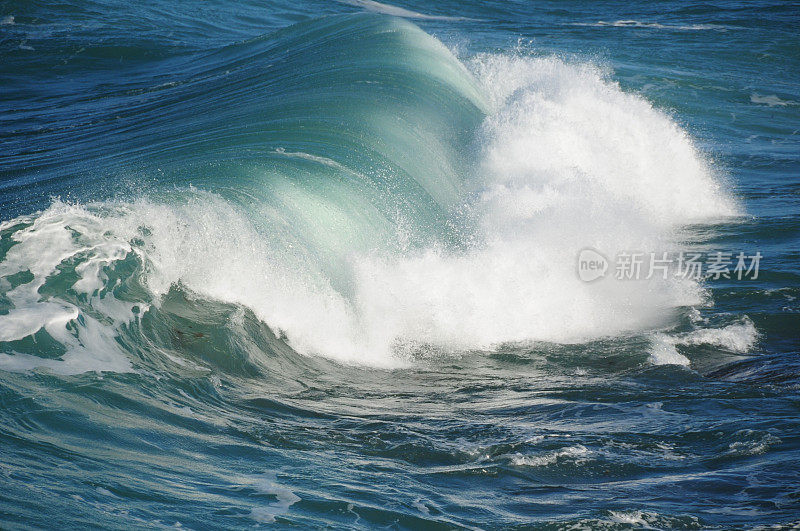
[1,1,799,528]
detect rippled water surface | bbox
[1,0,799,528]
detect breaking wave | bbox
[0,14,741,373]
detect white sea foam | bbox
[511,445,590,467]
[649,337,691,367]
[649,317,758,366]
[751,94,797,107]
[678,318,759,352]
[571,20,728,31]
[347,54,737,356]
[0,205,134,374]
[337,0,471,21]
[0,53,740,371]
[608,511,653,526]
[249,474,301,523]
[271,147,356,173]
[726,430,780,457]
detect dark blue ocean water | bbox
[1,0,799,528]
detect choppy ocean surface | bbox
[1,0,799,528]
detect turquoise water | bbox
[1,0,799,528]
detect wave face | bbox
[0,14,741,371]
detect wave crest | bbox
[0,18,741,372]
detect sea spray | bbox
[0,39,739,367]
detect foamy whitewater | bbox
[0,50,742,370]
[1,1,798,528]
